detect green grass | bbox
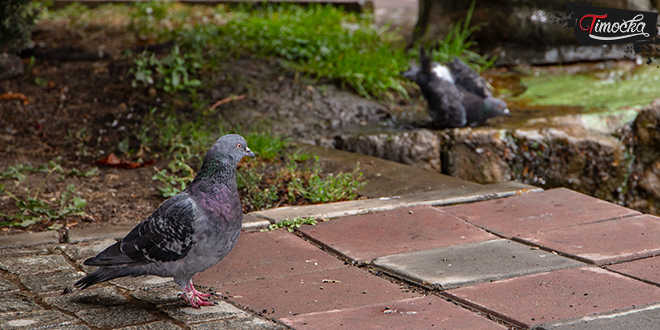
[261,216,319,232]
[45,2,493,99]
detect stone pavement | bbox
[4,187,660,329]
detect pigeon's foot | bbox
[182,280,214,308]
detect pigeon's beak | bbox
[503,108,512,116]
[246,146,255,158]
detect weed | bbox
[128,46,202,93]
[0,162,88,228]
[288,158,366,204]
[243,130,292,161]
[152,157,195,198]
[261,216,319,232]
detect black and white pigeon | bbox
[402,47,510,128]
[75,134,255,308]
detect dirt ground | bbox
[0,18,402,235]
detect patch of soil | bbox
[0,19,391,235]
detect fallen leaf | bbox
[96,153,155,169]
[0,92,29,105]
[210,94,247,110]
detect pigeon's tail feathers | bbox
[419,47,431,74]
[75,266,151,290]
[83,240,145,267]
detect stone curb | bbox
[0,182,540,248]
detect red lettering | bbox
[580,14,608,34]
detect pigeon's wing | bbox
[85,193,196,267]
[447,57,492,98]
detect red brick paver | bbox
[442,188,639,238]
[195,230,345,287]
[518,214,660,265]
[608,255,660,285]
[297,206,496,263]
[222,267,421,319]
[280,296,508,330]
[446,266,660,328]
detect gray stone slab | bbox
[43,286,129,312]
[0,310,78,329]
[242,213,272,231]
[191,316,287,330]
[373,239,586,290]
[56,238,117,262]
[160,301,248,325]
[0,245,51,258]
[0,277,19,293]
[130,286,182,305]
[254,182,542,223]
[117,321,182,330]
[0,254,74,275]
[21,270,86,294]
[0,231,60,248]
[48,325,91,330]
[535,303,660,330]
[0,293,43,313]
[75,305,155,328]
[110,275,177,291]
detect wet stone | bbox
[191,316,287,330]
[56,239,116,262]
[0,310,78,330]
[116,321,182,330]
[160,301,248,325]
[0,245,51,258]
[75,305,155,328]
[0,254,74,275]
[0,276,19,293]
[44,286,130,312]
[110,275,177,291]
[21,270,86,294]
[0,293,43,313]
[131,285,182,305]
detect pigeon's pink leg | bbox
[181,279,214,308]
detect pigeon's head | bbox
[207,134,255,167]
[483,97,511,118]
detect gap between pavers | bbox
[372,239,586,290]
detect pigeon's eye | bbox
[236,143,241,149]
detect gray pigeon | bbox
[75,134,255,308]
[402,48,510,128]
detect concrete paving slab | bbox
[0,293,43,313]
[21,270,86,294]
[44,286,129,312]
[0,276,19,293]
[75,305,155,328]
[446,266,660,328]
[536,302,660,330]
[117,321,182,330]
[56,238,117,262]
[65,225,133,244]
[373,239,586,290]
[0,310,79,329]
[110,275,177,291]
[442,188,640,238]
[0,231,60,248]
[195,230,345,288]
[159,301,248,325]
[253,182,541,223]
[297,206,497,263]
[130,286,182,305]
[190,316,287,330]
[0,254,74,275]
[519,215,660,265]
[281,296,508,330]
[607,255,660,284]
[222,266,421,319]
